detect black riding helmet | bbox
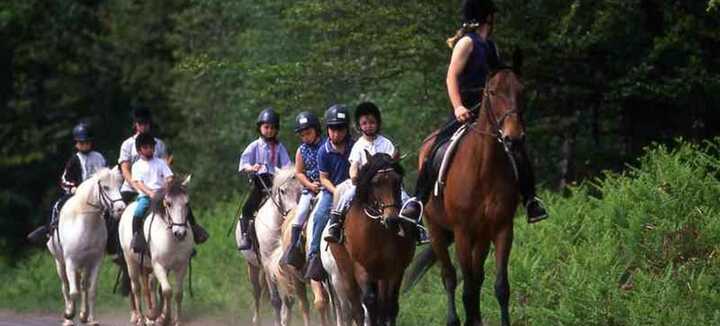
[257,107,280,128]
[135,132,156,152]
[462,0,497,24]
[132,105,152,123]
[295,111,321,133]
[324,104,350,129]
[73,122,93,142]
[354,102,382,129]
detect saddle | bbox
[428,124,472,197]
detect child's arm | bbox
[319,172,336,195]
[239,142,261,173]
[349,161,360,185]
[133,180,155,198]
[447,36,473,122]
[295,148,319,193]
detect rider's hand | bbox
[454,105,472,123]
[251,164,262,172]
[70,187,77,194]
[309,181,321,194]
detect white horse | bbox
[235,213,265,326]
[47,167,126,326]
[318,180,363,326]
[119,175,194,326]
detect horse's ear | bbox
[364,149,372,163]
[512,48,523,75]
[182,174,192,187]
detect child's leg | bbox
[325,185,356,242]
[514,145,547,222]
[293,191,314,227]
[130,196,151,253]
[308,191,333,257]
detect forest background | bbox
[2,0,720,261]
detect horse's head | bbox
[483,51,526,151]
[153,175,191,241]
[271,168,302,216]
[93,166,126,218]
[356,151,404,222]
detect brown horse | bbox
[332,152,416,326]
[408,64,527,326]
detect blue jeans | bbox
[309,190,333,256]
[293,190,316,227]
[133,196,151,221]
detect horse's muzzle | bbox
[502,134,525,152]
[173,229,187,241]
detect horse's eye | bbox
[280,189,286,195]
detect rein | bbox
[86,180,123,214]
[361,168,402,222]
[256,174,293,218]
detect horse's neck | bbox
[468,124,512,184]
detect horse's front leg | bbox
[430,226,459,326]
[126,260,144,325]
[354,263,377,326]
[79,268,89,324]
[456,231,488,326]
[493,226,513,326]
[82,260,103,325]
[248,263,264,326]
[63,261,80,325]
[265,273,282,326]
[310,280,330,326]
[53,255,74,326]
[153,263,173,326]
[173,263,188,326]
[295,281,310,326]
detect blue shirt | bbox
[239,137,292,175]
[317,137,354,193]
[299,137,324,183]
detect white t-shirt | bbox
[131,157,173,193]
[118,134,167,192]
[348,134,396,167]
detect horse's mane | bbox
[73,168,112,201]
[356,153,404,204]
[272,168,296,192]
[151,176,187,215]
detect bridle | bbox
[256,174,294,218]
[87,179,124,214]
[161,199,189,230]
[469,70,523,181]
[363,168,402,221]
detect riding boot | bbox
[26,225,49,244]
[281,225,305,269]
[187,206,209,244]
[324,210,345,243]
[515,146,548,223]
[237,215,253,250]
[398,199,430,244]
[130,218,147,253]
[304,253,326,281]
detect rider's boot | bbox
[187,206,209,244]
[515,146,548,224]
[237,215,252,250]
[324,209,345,243]
[130,218,147,253]
[26,225,49,244]
[304,252,326,281]
[525,198,548,223]
[281,225,304,269]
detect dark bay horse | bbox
[409,64,527,326]
[333,152,416,326]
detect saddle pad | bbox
[433,124,471,197]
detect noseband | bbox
[162,200,189,230]
[363,168,401,221]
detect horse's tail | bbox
[402,246,436,294]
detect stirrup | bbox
[526,197,548,224]
[324,222,344,243]
[416,224,431,245]
[398,198,423,223]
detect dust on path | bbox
[0,310,259,326]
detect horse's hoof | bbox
[79,311,89,323]
[86,321,100,326]
[155,314,167,326]
[64,310,75,320]
[62,320,74,326]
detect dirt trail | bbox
[0,310,259,326]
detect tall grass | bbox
[2,139,720,324]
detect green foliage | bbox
[3,139,720,324]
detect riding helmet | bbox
[72,122,93,142]
[256,107,280,128]
[132,105,152,123]
[135,132,156,151]
[294,111,321,133]
[354,102,382,129]
[462,0,497,24]
[324,104,350,128]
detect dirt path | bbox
[0,310,257,326]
